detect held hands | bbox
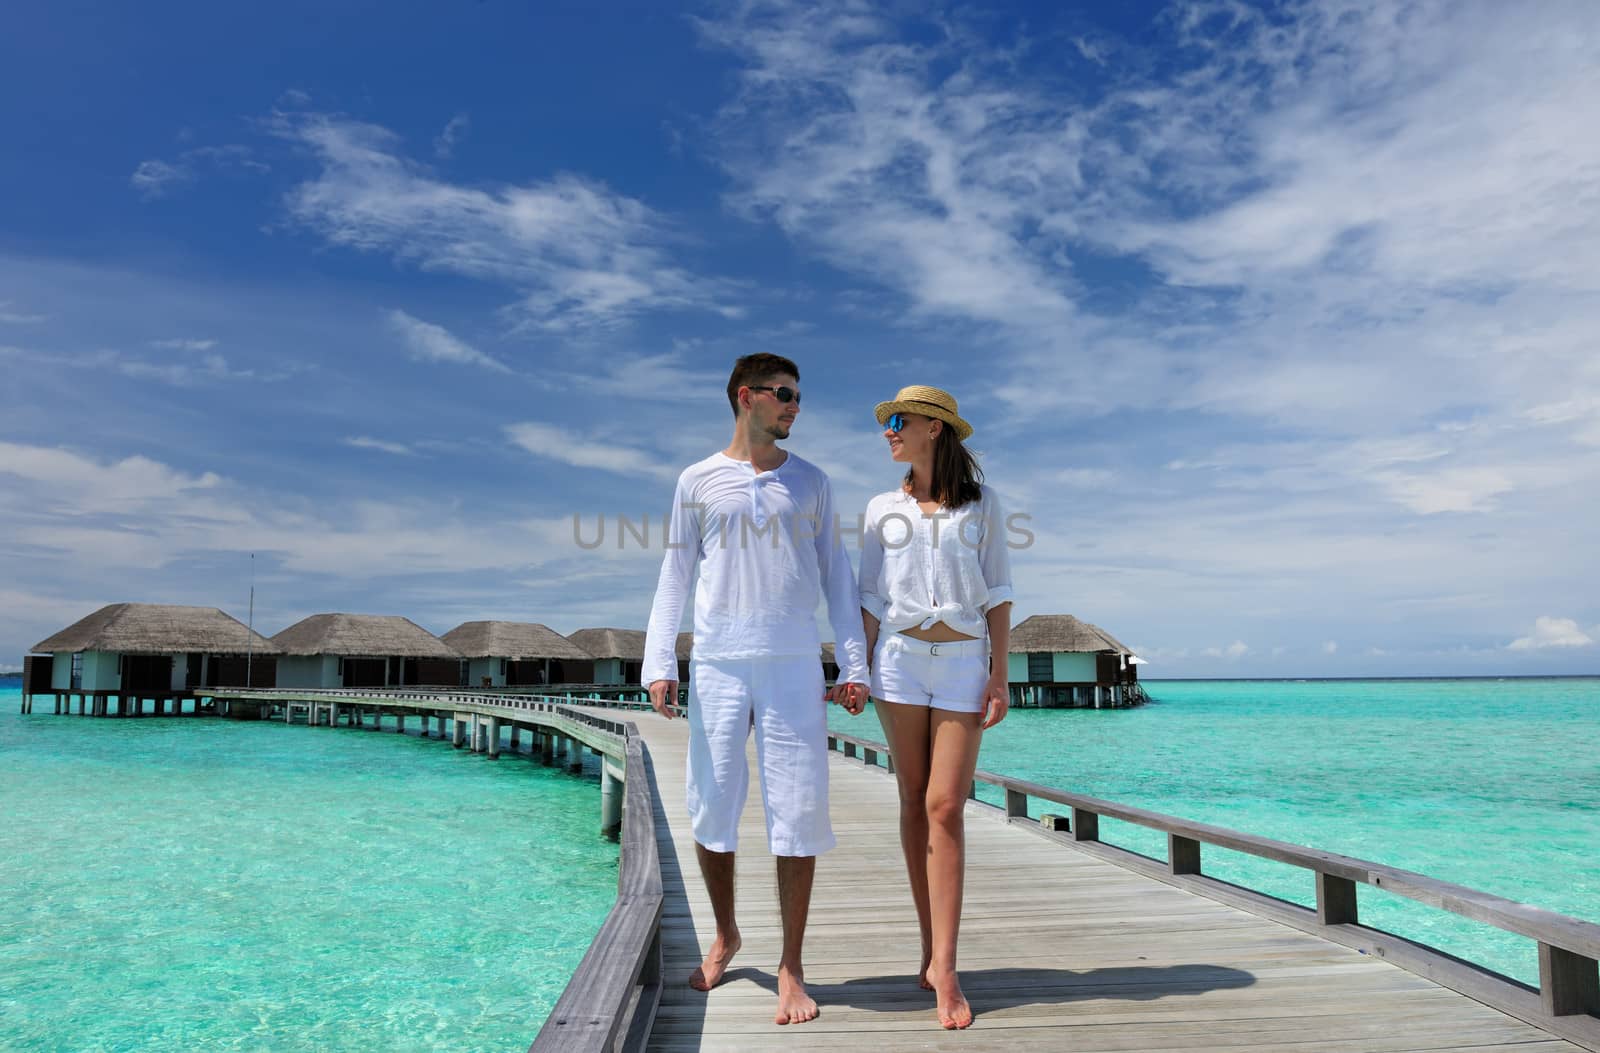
[981,674,1010,729]
[825,681,869,716]
[649,679,679,720]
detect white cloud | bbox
[1322,640,1338,655]
[277,113,741,329]
[505,421,677,481]
[107,349,257,385]
[0,441,222,511]
[1508,616,1594,650]
[131,160,192,199]
[384,309,510,373]
[1073,36,1108,66]
[342,436,414,456]
[0,441,579,580]
[434,113,470,159]
[562,350,726,397]
[0,301,46,324]
[150,338,218,352]
[1372,467,1515,515]
[1201,640,1250,659]
[697,0,1600,467]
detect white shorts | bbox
[871,634,990,714]
[686,655,834,857]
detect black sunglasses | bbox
[748,385,802,405]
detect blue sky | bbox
[2,0,1597,677]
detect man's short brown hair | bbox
[726,353,800,418]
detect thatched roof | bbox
[1009,615,1133,656]
[272,614,459,658]
[568,627,647,661]
[32,603,279,656]
[442,621,592,661]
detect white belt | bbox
[885,633,987,657]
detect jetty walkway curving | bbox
[589,704,1596,1053]
[161,687,1600,1051]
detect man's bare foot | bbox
[689,931,741,991]
[774,964,819,1025]
[928,965,973,1029]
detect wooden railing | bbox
[825,727,1600,1051]
[527,711,663,1053]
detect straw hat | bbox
[874,385,973,441]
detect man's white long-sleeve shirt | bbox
[642,451,869,687]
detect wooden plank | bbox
[603,709,1592,1053]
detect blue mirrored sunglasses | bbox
[884,412,907,433]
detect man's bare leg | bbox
[774,854,818,1024]
[690,843,741,991]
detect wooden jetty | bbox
[22,686,1600,1052]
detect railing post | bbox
[1005,788,1029,820]
[1168,834,1201,875]
[1070,806,1099,841]
[1539,943,1600,1017]
[1316,872,1359,926]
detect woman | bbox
[858,384,1012,1030]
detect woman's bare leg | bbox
[924,707,984,1029]
[875,699,934,988]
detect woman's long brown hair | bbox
[905,420,984,509]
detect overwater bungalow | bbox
[565,628,646,686]
[24,602,280,714]
[272,614,462,689]
[1007,613,1147,707]
[820,642,841,682]
[675,631,694,683]
[442,620,594,688]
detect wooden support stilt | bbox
[600,763,622,838]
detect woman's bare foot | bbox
[918,946,934,991]
[927,965,973,1029]
[774,964,819,1025]
[688,931,741,991]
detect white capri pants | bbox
[686,655,835,857]
[871,633,990,713]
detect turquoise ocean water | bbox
[830,676,1600,986]
[0,683,617,1053]
[4,677,1597,1050]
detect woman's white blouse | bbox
[858,485,1014,639]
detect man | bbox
[643,353,870,1026]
